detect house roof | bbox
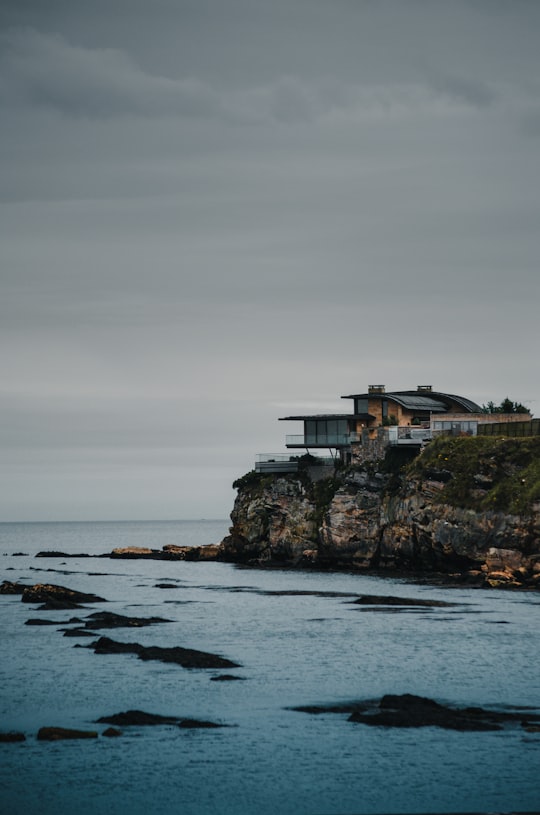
[279,413,373,421]
[341,390,482,413]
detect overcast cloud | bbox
[1,0,539,521]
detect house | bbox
[279,384,483,455]
[254,384,533,473]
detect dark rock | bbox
[210,674,246,682]
[96,711,228,729]
[37,599,85,611]
[60,611,169,636]
[292,694,540,732]
[350,595,457,608]
[96,710,179,726]
[0,581,27,595]
[102,727,122,737]
[78,611,170,630]
[348,694,540,731]
[25,618,66,626]
[37,727,98,740]
[0,731,26,742]
[178,719,226,728]
[106,545,220,561]
[89,636,240,669]
[21,583,106,606]
[154,583,179,589]
[36,551,90,558]
[291,703,368,715]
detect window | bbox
[304,419,349,445]
[355,398,368,414]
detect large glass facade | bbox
[305,419,349,445]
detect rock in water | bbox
[89,636,241,669]
[21,584,106,606]
[37,727,98,740]
[97,710,179,726]
[0,581,27,595]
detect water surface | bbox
[1,521,539,814]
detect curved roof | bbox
[386,394,448,412]
[342,390,482,413]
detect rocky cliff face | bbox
[220,437,540,589]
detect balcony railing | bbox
[387,427,432,445]
[286,433,361,447]
[255,453,335,474]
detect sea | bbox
[1,519,539,815]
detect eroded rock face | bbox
[220,477,318,564]
[319,486,383,568]
[220,450,540,588]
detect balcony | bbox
[285,433,362,448]
[254,454,334,474]
[387,427,432,445]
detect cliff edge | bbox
[220,437,540,589]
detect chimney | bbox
[417,385,432,392]
[368,384,386,394]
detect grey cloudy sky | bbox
[1,0,539,521]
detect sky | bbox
[1,0,539,522]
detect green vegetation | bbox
[232,470,270,492]
[481,398,530,414]
[308,475,341,529]
[382,414,398,427]
[409,435,540,515]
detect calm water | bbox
[1,520,539,815]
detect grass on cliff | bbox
[409,435,540,515]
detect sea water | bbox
[1,520,539,815]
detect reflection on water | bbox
[1,521,539,815]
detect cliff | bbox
[220,437,540,589]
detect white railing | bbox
[388,427,432,445]
[285,433,361,447]
[254,453,335,473]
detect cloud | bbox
[0,27,510,127]
[427,72,498,108]
[0,27,222,118]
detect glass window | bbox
[305,421,317,444]
[336,420,348,437]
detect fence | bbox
[478,418,540,437]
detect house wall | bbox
[366,398,433,428]
[365,402,530,430]
[438,412,531,425]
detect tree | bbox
[481,398,529,415]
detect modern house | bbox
[280,385,482,451]
[255,384,532,473]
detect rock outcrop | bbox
[37,727,98,741]
[292,694,540,731]
[220,437,540,588]
[220,473,318,564]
